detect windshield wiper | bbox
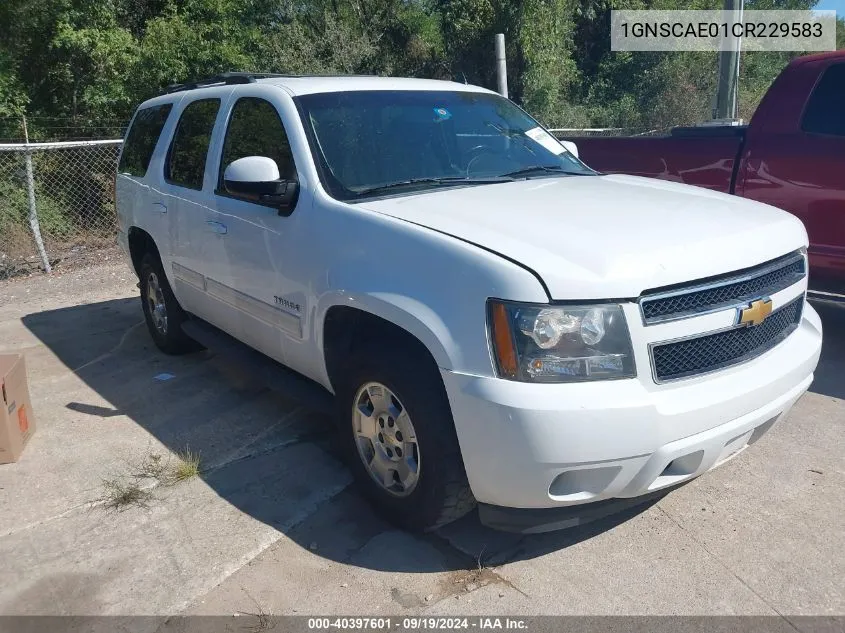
[355,176,512,198]
[500,165,573,178]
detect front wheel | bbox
[337,346,475,531]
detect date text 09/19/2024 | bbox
[307,618,529,630]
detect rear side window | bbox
[802,64,845,137]
[118,104,172,177]
[219,97,296,185]
[166,99,221,190]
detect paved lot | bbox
[0,263,843,622]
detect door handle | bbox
[206,220,228,235]
[152,202,167,214]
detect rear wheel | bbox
[336,342,475,531]
[139,252,198,355]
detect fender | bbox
[315,290,456,372]
[301,200,550,388]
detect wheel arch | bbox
[319,295,455,394]
[127,226,160,277]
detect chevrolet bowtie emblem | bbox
[738,298,773,327]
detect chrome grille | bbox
[650,296,804,382]
[640,252,806,324]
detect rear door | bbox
[158,95,227,316]
[742,62,845,282]
[116,102,174,264]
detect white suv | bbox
[116,72,822,533]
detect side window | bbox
[802,64,845,137]
[166,99,221,190]
[118,104,172,177]
[219,98,296,187]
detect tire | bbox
[336,340,475,531]
[138,252,199,355]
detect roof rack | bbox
[163,71,378,95]
[163,72,295,94]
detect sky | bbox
[815,0,844,16]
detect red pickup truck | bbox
[565,51,845,291]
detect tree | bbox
[0,0,839,136]
[0,50,28,119]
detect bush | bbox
[0,172,74,239]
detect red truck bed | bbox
[564,51,845,288]
[573,126,746,194]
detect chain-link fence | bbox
[0,139,122,280]
[0,117,128,144]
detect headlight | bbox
[488,300,636,383]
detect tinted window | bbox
[118,104,172,177]
[166,99,220,189]
[802,64,845,137]
[295,90,592,201]
[219,98,296,185]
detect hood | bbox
[359,174,808,300]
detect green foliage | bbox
[837,16,845,51]
[0,171,73,239]
[518,0,579,127]
[0,0,840,135]
[0,50,28,118]
[133,1,261,92]
[2,0,839,270]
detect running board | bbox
[181,319,335,415]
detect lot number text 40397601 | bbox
[307,618,529,630]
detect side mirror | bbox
[560,140,579,159]
[223,156,299,212]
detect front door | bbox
[204,95,306,366]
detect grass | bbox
[94,447,202,512]
[99,478,153,512]
[133,448,202,486]
[168,448,202,484]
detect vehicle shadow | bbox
[808,299,845,399]
[20,298,687,575]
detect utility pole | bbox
[494,34,508,98]
[713,0,744,120]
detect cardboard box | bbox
[0,354,36,464]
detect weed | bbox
[135,452,166,480]
[133,448,201,486]
[238,588,274,632]
[168,448,201,484]
[93,446,201,512]
[98,478,153,511]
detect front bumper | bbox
[442,303,822,518]
[477,484,684,534]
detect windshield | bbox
[294,90,594,201]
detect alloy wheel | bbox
[352,382,421,497]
